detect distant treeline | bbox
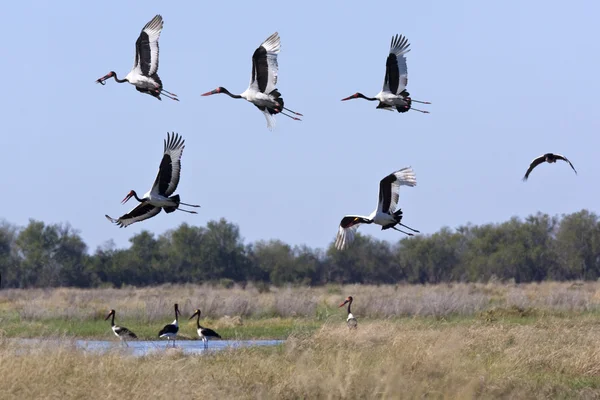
[0,210,598,288]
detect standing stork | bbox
[189,309,222,349]
[105,132,200,227]
[339,296,358,329]
[158,303,181,348]
[104,309,138,346]
[523,153,578,181]
[341,34,430,113]
[95,15,178,101]
[335,167,420,250]
[201,32,302,130]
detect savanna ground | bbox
[3,281,600,398]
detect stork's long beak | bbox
[201,88,219,96]
[189,311,198,320]
[338,300,349,308]
[104,311,112,320]
[340,95,354,101]
[121,192,133,204]
[95,73,112,85]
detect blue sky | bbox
[1,1,598,252]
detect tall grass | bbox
[1,281,599,323]
[2,317,600,398]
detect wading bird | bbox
[158,303,180,347]
[95,15,178,101]
[189,309,222,349]
[523,153,578,181]
[339,296,357,329]
[104,309,137,346]
[335,167,420,250]
[105,132,200,227]
[201,32,302,129]
[341,34,429,113]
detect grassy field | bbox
[2,282,600,398]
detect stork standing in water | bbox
[339,296,357,329]
[104,309,137,346]
[522,153,578,181]
[158,303,181,348]
[335,167,420,250]
[341,34,430,113]
[95,15,178,101]
[189,309,222,349]
[105,132,200,227]
[201,32,302,130]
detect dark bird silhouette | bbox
[189,309,222,349]
[104,309,137,346]
[523,153,577,181]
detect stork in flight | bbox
[523,153,578,181]
[201,32,302,129]
[335,167,420,250]
[95,15,178,101]
[341,34,430,113]
[104,309,137,346]
[105,132,200,227]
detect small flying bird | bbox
[158,303,181,347]
[106,132,200,227]
[339,296,357,329]
[335,167,420,250]
[95,15,178,101]
[341,34,430,113]
[523,153,578,181]
[201,32,302,129]
[104,309,137,346]
[189,309,222,349]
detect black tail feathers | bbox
[164,195,180,214]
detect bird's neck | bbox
[347,302,352,315]
[111,72,128,83]
[222,88,243,99]
[110,313,115,327]
[132,191,145,202]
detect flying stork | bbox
[335,167,420,251]
[523,153,578,181]
[158,303,181,348]
[105,132,200,227]
[104,309,138,346]
[201,32,302,130]
[95,15,178,101]
[341,34,430,113]
[189,309,222,349]
[339,296,358,329]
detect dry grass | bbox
[2,317,600,399]
[1,281,599,323]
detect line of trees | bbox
[0,210,599,288]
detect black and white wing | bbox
[335,216,369,250]
[105,203,161,228]
[151,132,185,197]
[115,326,138,339]
[382,34,411,95]
[159,323,179,337]
[249,32,280,94]
[554,154,578,175]
[522,155,547,181]
[133,15,163,77]
[377,167,416,214]
[200,328,222,339]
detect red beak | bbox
[121,192,133,204]
[201,88,218,96]
[95,72,112,85]
[341,94,355,101]
[339,300,349,308]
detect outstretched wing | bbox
[554,154,578,175]
[377,167,417,214]
[522,155,546,181]
[249,32,280,94]
[335,216,368,250]
[151,132,185,197]
[105,203,161,228]
[133,15,163,77]
[382,34,411,95]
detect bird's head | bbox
[95,71,116,85]
[189,309,201,320]
[104,309,115,320]
[341,93,365,101]
[339,296,353,307]
[121,190,136,204]
[201,87,226,96]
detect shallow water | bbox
[14,338,284,356]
